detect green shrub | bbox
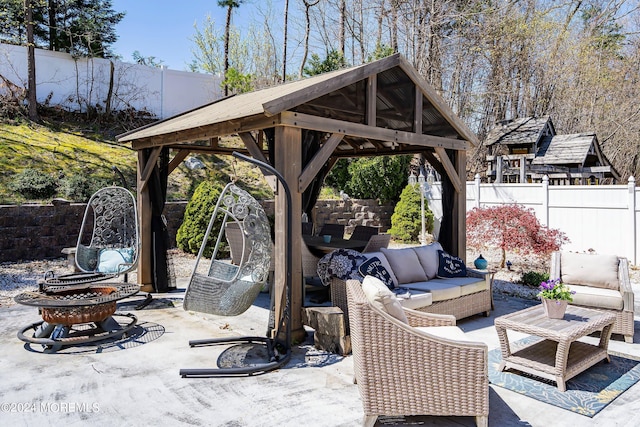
[176,179,228,257]
[10,168,58,200]
[519,271,549,288]
[59,173,111,202]
[388,184,434,242]
[324,158,351,191]
[345,155,411,203]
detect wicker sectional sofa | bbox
[330,243,492,323]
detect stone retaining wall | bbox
[0,199,394,262]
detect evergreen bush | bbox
[388,184,434,242]
[345,155,410,203]
[176,179,227,257]
[519,271,550,288]
[59,173,111,202]
[10,168,58,200]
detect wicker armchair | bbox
[550,251,635,342]
[345,279,489,427]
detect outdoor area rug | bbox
[489,337,640,417]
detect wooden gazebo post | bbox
[274,125,305,342]
[137,150,154,292]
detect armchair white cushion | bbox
[551,251,634,342]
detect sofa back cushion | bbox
[412,242,443,279]
[561,252,619,290]
[361,275,408,323]
[381,247,429,284]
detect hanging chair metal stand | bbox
[180,152,292,377]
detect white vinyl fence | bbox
[428,175,639,265]
[0,43,222,119]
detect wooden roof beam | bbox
[239,132,277,192]
[434,147,462,193]
[139,147,162,191]
[280,111,467,151]
[129,114,283,149]
[168,149,190,175]
[299,133,344,192]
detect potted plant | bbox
[537,278,575,319]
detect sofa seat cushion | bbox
[396,290,433,310]
[399,281,461,302]
[401,276,487,301]
[453,277,489,296]
[567,284,624,311]
[415,326,476,342]
[381,247,428,284]
[561,252,619,290]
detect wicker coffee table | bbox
[495,304,616,391]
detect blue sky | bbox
[110,0,268,71]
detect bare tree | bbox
[25,0,38,121]
[282,0,289,82]
[299,0,321,78]
[339,0,346,54]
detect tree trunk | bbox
[282,0,289,82]
[105,60,115,116]
[339,0,345,55]
[299,0,320,78]
[224,5,232,96]
[25,0,38,121]
[48,0,56,50]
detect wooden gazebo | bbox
[117,54,478,341]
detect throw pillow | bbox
[380,247,428,284]
[436,250,467,278]
[97,247,134,273]
[361,252,399,285]
[412,242,443,279]
[361,275,408,323]
[317,249,367,286]
[358,256,396,290]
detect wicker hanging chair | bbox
[183,182,272,316]
[179,152,292,377]
[43,186,139,286]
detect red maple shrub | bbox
[466,204,569,267]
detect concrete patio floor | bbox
[2,281,640,427]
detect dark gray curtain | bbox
[434,149,456,254]
[265,128,330,218]
[147,147,174,292]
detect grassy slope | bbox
[0,118,277,204]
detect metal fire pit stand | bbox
[15,283,140,352]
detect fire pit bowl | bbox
[40,286,118,325]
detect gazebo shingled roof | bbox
[117,53,477,341]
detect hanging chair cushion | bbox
[97,247,135,273]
